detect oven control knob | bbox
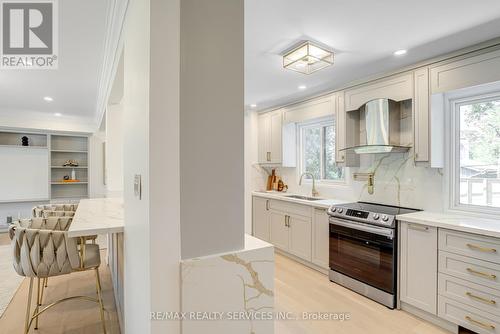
[331,207,337,212]
[337,208,343,213]
[382,215,389,222]
[373,214,380,220]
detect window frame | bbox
[297,116,345,184]
[448,92,500,215]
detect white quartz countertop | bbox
[252,191,348,209]
[68,198,124,237]
[397,211,500,239]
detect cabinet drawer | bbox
[269,199,311,218]
[439,296,500,334]
[439,229,500,264]
[439,251,500,291]
[439,273,500,317]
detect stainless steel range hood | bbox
[341,98,411,154]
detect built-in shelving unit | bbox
[0,131,48,147]
[50,134,89,200]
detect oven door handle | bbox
[330,217,394,239]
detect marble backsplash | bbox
[251,150,444,211]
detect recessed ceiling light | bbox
[250,104,257,108]
[298,85,307,90]
[393,49,407,56]
[54,113,62,117]
[43,96,53,102]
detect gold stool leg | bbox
[40,278,46,305]
[34,278,41,330]
[25,278,34,334]
[44,277,48,288]
[94,268,107,334]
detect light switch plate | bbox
[134,174,142,200]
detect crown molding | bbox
[94,0,129,132]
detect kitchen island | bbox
[70,197,124,332]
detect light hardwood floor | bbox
[0,232,10,246]
[274,252,451,334]
[0,245,120,334]
[0,231,454,334]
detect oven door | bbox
[329,217,396,294]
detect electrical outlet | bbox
[134,174,142,200]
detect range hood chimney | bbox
[341,98,411,154]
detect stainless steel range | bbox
[327,202,419,308]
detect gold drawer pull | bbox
[465,315,495,330]
[467,243,497,253]
[466,292,497,305]
[467,267,497,280]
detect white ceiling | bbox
[245,0,500,111]
[0,0,108,127]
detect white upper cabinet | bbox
[430,48,500,94]
[257,109,283,164]
[333,92,346,164]
[344,73,413,111]
[414,67,430,163]
[282,95,335,124]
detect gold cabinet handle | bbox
[266,152,271,162]
[466,292,496,305]
[465,316,496,330]
[466,267,497,280]
[467,243,497,253]
[266,200,269,211]
[284,215,288,227]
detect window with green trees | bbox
[299,118,344,181]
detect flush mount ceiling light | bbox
[54,113,62,117]
[250,104,257,108]
[43,96,53,102]
[298,85,307,90]
[393,49,407,56]
[283,41,334,75]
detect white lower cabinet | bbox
[270,211,289,250]
[252,196,315,264]
[399,221,438,314]
[400,222,500,334]
[252,196,270,242]
[288,214,312,262]
[312,208,329,269]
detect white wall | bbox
[149,0,181,332]
[89,118,106,198]
[179,0,244,260]
[122,0,181,333]
[244,110,259,234]
[122,0,152,331]
[106,103,124,196]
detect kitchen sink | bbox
[285,195,323,201]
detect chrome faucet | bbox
[299,172,319,197]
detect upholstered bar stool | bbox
[32,204,79,217]
[9,218,106,334]
[32,204,97,244]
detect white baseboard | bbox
[400,302,458,333]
